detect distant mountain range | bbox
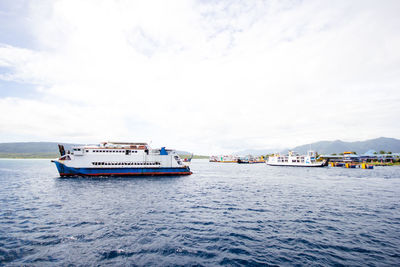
[235,137,400,155]
[1,137,399,158]
[0,142,191,158]
[290,137,400,154]
[0,142,80,154]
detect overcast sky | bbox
[0,0,399,154]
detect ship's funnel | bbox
[58,144,65,156]
[160,147,168,155]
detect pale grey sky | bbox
[0,0,399,154]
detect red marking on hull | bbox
[59,171,193,177]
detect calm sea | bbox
[0,159,399,266]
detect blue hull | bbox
[52,161,192,177]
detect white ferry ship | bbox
[51,142,192,177]
[267,151,328,167]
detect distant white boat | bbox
[267,151,328,167]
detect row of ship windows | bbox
[277,160,304,163]
[277,157,305,160]
[92,162,160,166]
[86,150,138,153]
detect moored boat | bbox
[209,155,238,163]
[51,142,192,177]
[267,151,328,167]
[237,155,266,164]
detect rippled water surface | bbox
[0,159,400,266]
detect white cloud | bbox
[0,0,400,154]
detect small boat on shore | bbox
[267,151,328,167]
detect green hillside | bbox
[0,142,200,159]
[0,142,81,158]
[0,142,80,154]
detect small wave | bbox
[228,247,251,256]
[100,249,134,260]
[72,221,104,227]
[228,232,256,242]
